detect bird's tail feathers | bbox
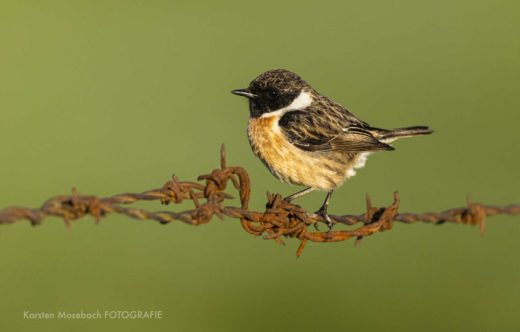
[375,126,433,143]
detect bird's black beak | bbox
[231,88,256,99]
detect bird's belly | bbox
[248,117,365,191]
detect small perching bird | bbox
[232,69,432,230]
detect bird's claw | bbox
[315,209,334,232]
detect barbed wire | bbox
[0,145,518,256]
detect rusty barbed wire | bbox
[0,145,519,257]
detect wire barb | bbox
[0,146,519,256]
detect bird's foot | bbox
[315,208,334,232]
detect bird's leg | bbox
[284,187,321,230]
[316,191,334,231]
[284,187,315,202]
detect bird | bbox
[231,69,432,230]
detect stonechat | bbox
[232,69,432,230]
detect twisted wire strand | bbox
[0,145,518,256]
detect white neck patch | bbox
[260,90,313,118]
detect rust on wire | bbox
[0,145,519,257]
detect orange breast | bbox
[247,115,355,191]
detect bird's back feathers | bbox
[279,94,432,153]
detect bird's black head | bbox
[232,69,311,118]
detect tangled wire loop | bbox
[0,145,519,256]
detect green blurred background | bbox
[1,0,519,331]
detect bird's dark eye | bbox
[267,89,279,98]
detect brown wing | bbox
[279,97,394,152]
